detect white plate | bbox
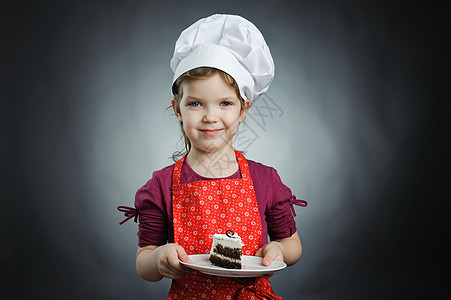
[180,254,286,277]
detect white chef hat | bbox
[170,14,275,102]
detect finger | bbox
[163,256,188,279]
[264,252,284,266]
[254,247,264,257]
[168,254,188,274]
[158,247,189,278]
[159,264,180,279]
[263,254,274,266]
[262,247,279,266]
[175,244,192,263]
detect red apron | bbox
[168,150,283,299]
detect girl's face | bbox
[173,73,250,155]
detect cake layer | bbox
[209,254,242,269]
[210,252,241,263]
[211,244,242,259]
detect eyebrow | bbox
[185,96,203,101]
[185,95,239,101]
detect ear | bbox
[171,99,183,122]
[238,99,251,123]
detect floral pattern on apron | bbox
[168,150,282,299]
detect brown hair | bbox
[171,67,246,161]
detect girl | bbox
[118,14,306,299]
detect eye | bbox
[187,101,201,107]
[220,101,233,107]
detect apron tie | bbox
[290,195,307,217]
[234,278,283,300]
[117,206,138,225]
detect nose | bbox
[202,106,218,123]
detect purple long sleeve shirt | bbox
[135,158,299,248]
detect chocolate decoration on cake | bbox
[226,230,234,238]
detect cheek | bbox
[181,113,197,133]
[224,113,241,132]
[181,118,192,133]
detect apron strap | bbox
[234,150,252,182]
[172,155,186,186]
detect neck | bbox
[185,146,238,178]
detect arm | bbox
[255,231,302,266]
[136,244,192,282]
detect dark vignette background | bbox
[2,0,450,299]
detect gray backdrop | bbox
[2,0,449,299]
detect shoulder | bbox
[245,157,293,205]
[246,158,279,180]
[148,163,176,185]
[246,158,285,191]
[151,163,176,181]
[135,163,175,206]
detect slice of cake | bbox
[209,230,243,269]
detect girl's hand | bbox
[254,241,284,266]
[155,243,192,279]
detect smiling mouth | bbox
[200,129,223,136]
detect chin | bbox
[200,145,226,153]
[198,141,233,154]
